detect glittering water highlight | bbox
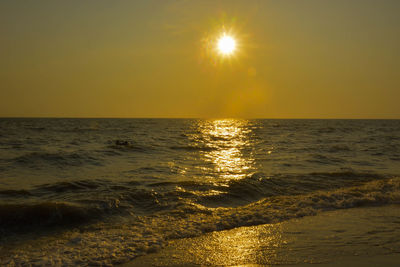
[0,118,399,265]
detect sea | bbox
[0,118,399,265]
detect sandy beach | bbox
[126,205,400,266]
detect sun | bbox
[217,34,236,56]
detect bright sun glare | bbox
[217,34,236,55]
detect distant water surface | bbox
[0,118,399,265]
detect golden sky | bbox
[1,0,399,118]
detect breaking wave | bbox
[0,202,102,232]
[3,176,399,266]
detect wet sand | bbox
[125,205,400,266]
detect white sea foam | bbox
[2,177,399,266]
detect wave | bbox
[35,180,105,193]
[306,154,347,165]
[108,140,150,152]
[28,179,171,214]
[8,171,388,214]
[0,189,32,197]
[154,171,389,208]
[11,151,103,168]
[163,176,400,239]
[0,202,102,231]
[169,145,217,152]
[3,176,399,266]
[327,144,351,152]
[27,127,46,131]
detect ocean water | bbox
[0,118,399,265]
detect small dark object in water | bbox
[115,140,131,146]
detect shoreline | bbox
[124,205,400,266]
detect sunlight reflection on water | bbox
[194,119,256,182]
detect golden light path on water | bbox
[195,119,255,182]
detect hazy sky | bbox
[1,0,399,118]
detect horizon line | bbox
[0,116,399,120]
